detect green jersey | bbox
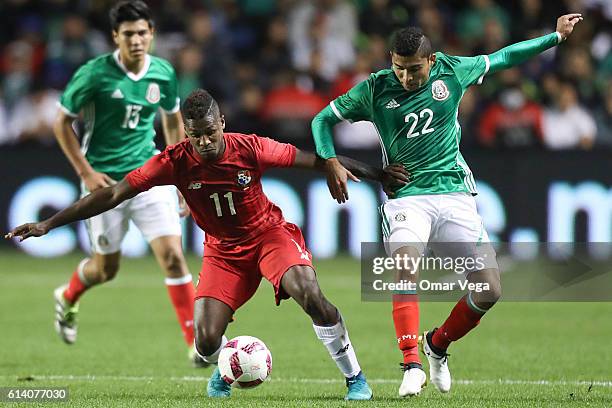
[328,52,488,197]
[313,32,561,198]
[60,50,180,181]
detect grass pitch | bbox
[0,251,610,407]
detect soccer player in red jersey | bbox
[7,89,409,400]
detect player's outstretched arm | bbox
[5,180,139,241]
[294,149,379,180]
[488,14,583,75]
[311,105,342,161]
[293,150,410,202]
[309,107,363,203]
[311,75,375,202]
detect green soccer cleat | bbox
[345,371,373,400]
[207,367,231,397]
[53,285,79,345]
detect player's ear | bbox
[112,30,119,46]
[220,115,226,130]
[429,53,436,64]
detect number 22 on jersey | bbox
[405,108,434,138]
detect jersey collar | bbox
[113,49,151,81]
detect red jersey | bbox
[126,133,297,246]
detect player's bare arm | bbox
[293,150,410,202]
[5,179,139,241]
[54,109,115,192]
[161,110,185,145]
[161,110,190,216]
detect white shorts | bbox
[82,184,181,255]
[380,192,498,272]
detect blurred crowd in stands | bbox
[0,0,610,152]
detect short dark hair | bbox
[182,89,220,122]
[109,1,154,31]
[390,27,432,57]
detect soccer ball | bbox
[218,336,272,388]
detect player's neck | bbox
[211,136,226,162]
[119,53,146,74]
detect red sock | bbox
[165,275,196,346]
[432,295,485,351]
[392,294,420,365]
[63,259,91,304]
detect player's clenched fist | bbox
[5,222,50,241]
[556,13,583,41]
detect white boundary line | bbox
[1,375,610,387]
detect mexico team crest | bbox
[146,83,161,104]
[97,235,109,247]
[431,80,450,101]
[236,170,252,188]
[394,212,407,222]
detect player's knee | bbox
[471,271,502,309]
[301,285,322,314]
[194,325,223,356]
[484,269,502,304]
[283,266,336,323]
[159,248,185,277]
[487,279,502,304]
[93,261,119,282]
[291,276,319,306]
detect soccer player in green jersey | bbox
[52,1,201,366]
[312,14,583,396]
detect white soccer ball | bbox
[218,335,272,388]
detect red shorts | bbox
[195,222,313,311]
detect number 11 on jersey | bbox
[210,192,237,217]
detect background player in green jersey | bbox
[312,13,583,397]
[52,1,201,366]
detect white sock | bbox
[77,258,93,286]
[313,317,361,378]
[194,335,227,364]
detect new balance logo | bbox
[385,99,400,109]
[111,89,124,99]
[188,182,202,190]
[335,344,350,355]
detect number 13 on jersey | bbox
[122,104,142,129]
